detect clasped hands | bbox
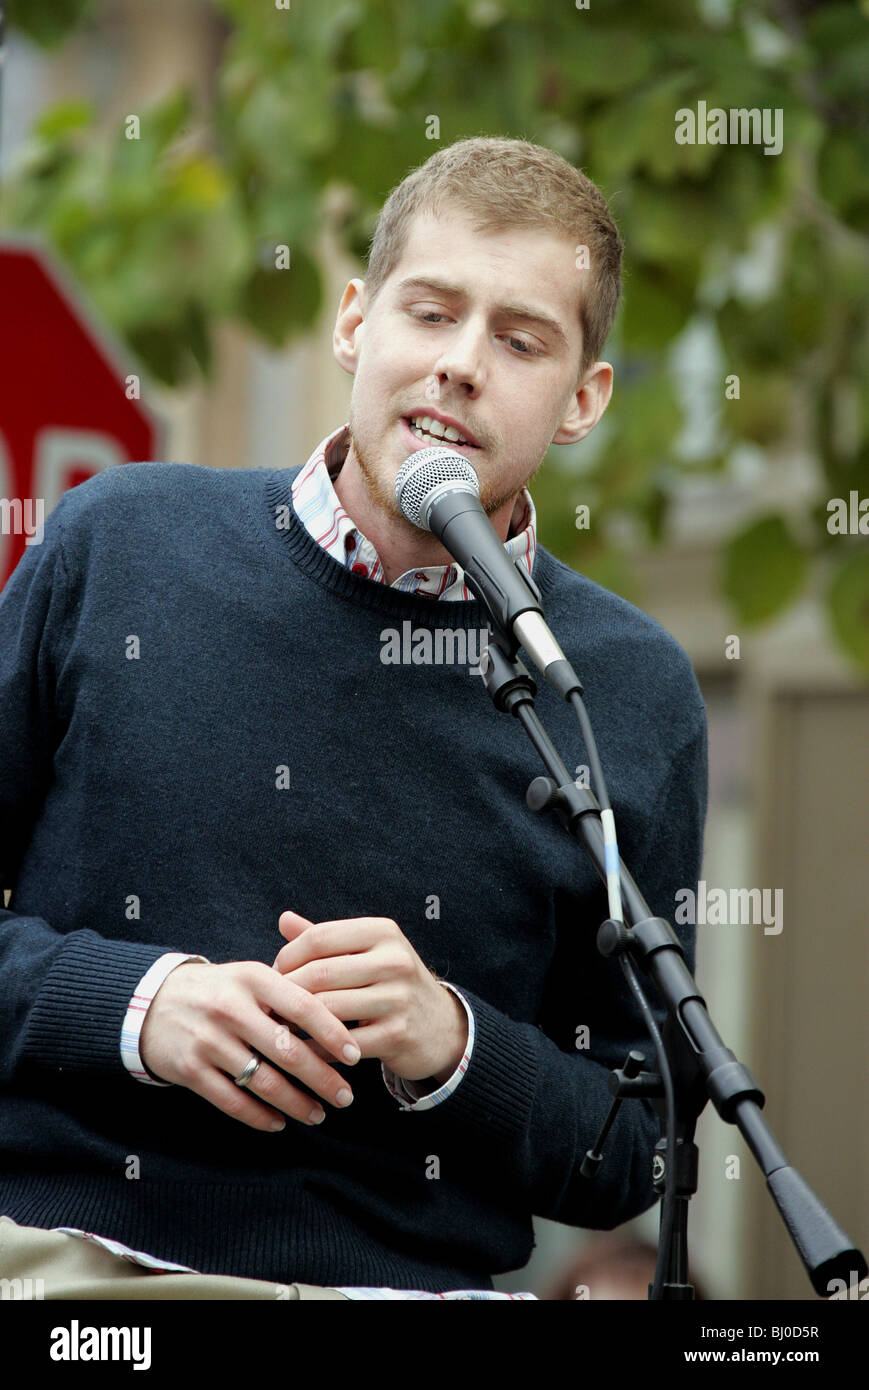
[272,911,468,1087]
[138,909,468,1133]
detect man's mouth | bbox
[401,415,481,452]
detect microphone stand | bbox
[477,633,867,1300]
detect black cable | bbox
[568,687,679,1300]
[620,952,678,1299]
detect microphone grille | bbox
[394,446,480,529]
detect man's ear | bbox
[551,361,614,446]
[333,277,367,376]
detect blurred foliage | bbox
[6,0,96,49]
[722,513,808,622]
[4,0,869,668]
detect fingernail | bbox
[343,1044,361,1064]
[269,1119,286,1132]
[307,1107,326,1124]
[336,1088,353,1107]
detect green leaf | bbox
[644,480,670,544]
[164,155,231,212]
[7,0,95,48]
[135,89,195,156]
[622,178,721,265]
[722,515,808,625]
[33,100,94,140]
[817,130,869,228]
[828,550,869,672]
[126,322,197,389]
[237,245,323,346]
[111,89,196,179]
[620,267,695,351]
[728,373,793,447]
[559,27,657,100]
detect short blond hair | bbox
[364,136,623,381]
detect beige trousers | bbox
[0,1216,350,1300]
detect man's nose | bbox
[431,318,487,393]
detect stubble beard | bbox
[349,421,406,524]
[349,416,542,528]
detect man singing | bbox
[0,136,707,1297]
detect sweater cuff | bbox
[121,953,212,1085]
[407,986,539,1143]
[21,930,204,1077]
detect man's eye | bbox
[410,312,541,357]
[507,337,541,356]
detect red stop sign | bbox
[0,241,162,586]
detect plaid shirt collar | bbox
[290,423,537,600]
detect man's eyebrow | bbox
[395,276,570,349]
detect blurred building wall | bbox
[633,554,869,1301]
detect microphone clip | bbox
[479,637,537,715]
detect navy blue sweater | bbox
[0,460,707,1291]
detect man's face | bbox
[333,207,611,527]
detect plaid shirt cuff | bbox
[121,952,211,1084]
[382,983,474,1111]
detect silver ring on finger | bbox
[234,1053,262,1089]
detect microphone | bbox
[394,445,583,699]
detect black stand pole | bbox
[478,635,867,1299]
